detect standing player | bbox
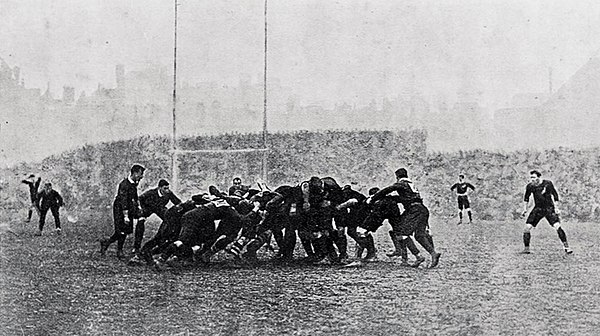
[36,182,64,236]
[450,174,475,224]
[99,164,145,258]
[521,170,573,254]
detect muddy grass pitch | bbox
[1,210,599,335]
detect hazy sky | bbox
[2,0,600,110]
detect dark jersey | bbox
[114,178,139,213]
[450,182,475,195]
[22,177,41,202]
[37,190,63,210]
[228,184,250,197]
[139,188,181,214]
[371,178,423,208]
[265,185,302,211]
[301,176,344,206]
[524,180,559,209]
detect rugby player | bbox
[450,174,475,224]
[369,168,441,268]
[521,170,573,254]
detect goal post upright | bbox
[261,0,269,184]
[171,0,179,193]
[170,0,269,192]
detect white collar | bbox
[127,176,136,184]
[397,177,411,182]
[157,189,164,197]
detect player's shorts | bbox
[457,195,470,210]
[392,203,429,236]
[526,207,560,226]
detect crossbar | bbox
[173,148,269,154]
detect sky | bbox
[1,0,600,110]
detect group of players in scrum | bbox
[99,163,574,269]
[99,165,442,268]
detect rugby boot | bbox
[338,252,350,264]
[355,242,365,259]
[411,255,426,268]
[128,254,144,265]
[200,251,214,263]
[386,231,403,257]
[429,252,442,268]
[564,247,573,254]
[363,236,378,262]
[140,248,153,265]
[99,239,109,256]
[521,246,531,254]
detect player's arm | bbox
[548,181,560,213]
[301,182,310,210]
[450,183,457,191]
[265,192,284,211]
[336,198,358,211]
[467,183,475,191]
[170,192,182,205]
[56,191,64,207]
[36,191,44,208]
[116,181,131,219]
[522,185,531,216]
[369,184,399,203]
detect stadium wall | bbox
[4,130,600,222]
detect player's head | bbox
[395,168,408,180]
[158,179,170,193]
[43,182,52,192]
[232,177,242,186]
[459,174,465,181]
[368,187,380,196]
[130,164,145,182]
[28,174,36,179]
[308,176,324,194]
[529,170,542,185]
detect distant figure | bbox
[521,170,572,254]
[450,174,475,224]
[132,179,182,254]
[100,164,145,258]
[228,177,250,197]
[36,182,64,236]
[21,174,41,222]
